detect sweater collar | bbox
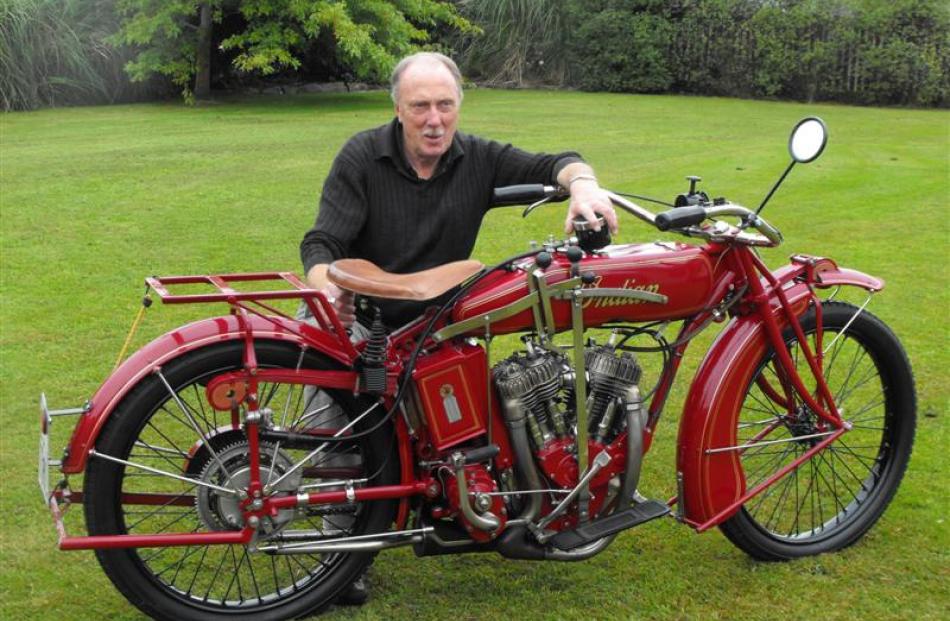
[374,117,465,179]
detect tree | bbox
[112,0,473,101]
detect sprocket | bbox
[194,441,301,535]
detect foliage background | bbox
[461,0,949,107]
[1,89,947,619]
[0,0,168,110]
[1,0,948,110]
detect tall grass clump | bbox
[0,0,159,111]
[454,0,568,87]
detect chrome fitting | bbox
[474,492,493,513]
[451,452,501,532]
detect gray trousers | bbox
[294,303,370,537]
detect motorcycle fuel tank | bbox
[452,242,716,334]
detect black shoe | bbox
[336,576,369,606]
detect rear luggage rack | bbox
[144,271,353,354]
[146,271,318,305]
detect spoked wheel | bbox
[720,301,915,560]
[84,340,398,620]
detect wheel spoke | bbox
[743,448,790,488]
[818,450,862,511]
[747,443,795,515]
[222,545,243,603]
[828,444,877,483]
[84,344,418,612]
[190,383,216,434]
[837,365,878,406]
[184,543,211,596]
[123,490,196,531]
[202,544,231,602]
[242,547,264,604]
[763,462,798,532]
[727,304,910,553]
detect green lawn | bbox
[1,90,947,620]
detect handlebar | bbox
[607,190,783,247]
[491,184,566,207]
[490,185,783,247]
[654,205,705,231]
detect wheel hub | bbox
[786,406,820,446]
[195,441,301,535]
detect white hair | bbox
[390,52,464,103]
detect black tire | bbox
[84,340,398,620]
[719,301,915,560]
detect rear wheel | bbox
[720,301,915,560]
[84,340,398,620]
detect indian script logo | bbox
[581,276,661,309]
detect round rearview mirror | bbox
[788,117,828,163]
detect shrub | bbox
[667,0,760,97]
[569,8,673,93]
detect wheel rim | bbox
[736,324,893,543]
[111,360,372,612]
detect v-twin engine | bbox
[493,343,642,494]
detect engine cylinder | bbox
[493,352,564,446]
[585,346,641,441]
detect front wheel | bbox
[720,301,915,560]
[84,340,398,620]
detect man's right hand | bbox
[306,264,357,328]
[323,282,356,327]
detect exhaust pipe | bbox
[257,527,432,554]
[499,397,544,522]
[619,386,647,508]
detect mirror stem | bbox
[756,160,796,216]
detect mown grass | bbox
[1,90,947,620]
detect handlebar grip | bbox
[491,184,561,207]
[655,205,707,231]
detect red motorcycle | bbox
[40,118,915,620]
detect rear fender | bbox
[61,315,353,474]
[676,265,882,527]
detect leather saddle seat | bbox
[327,258,485,301]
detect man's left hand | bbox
[564,179,618,235]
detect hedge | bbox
[564,0,949,107]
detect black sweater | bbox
[300,118,581,327]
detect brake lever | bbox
[522,196,553,218]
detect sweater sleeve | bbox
[487,140,584,188]
[299,149,368,274]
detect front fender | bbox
[61,315,353,474]
[676,264,882,527]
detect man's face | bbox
[394,62,460,168]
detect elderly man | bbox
[301,52,616,330]
[297,52,615,606]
